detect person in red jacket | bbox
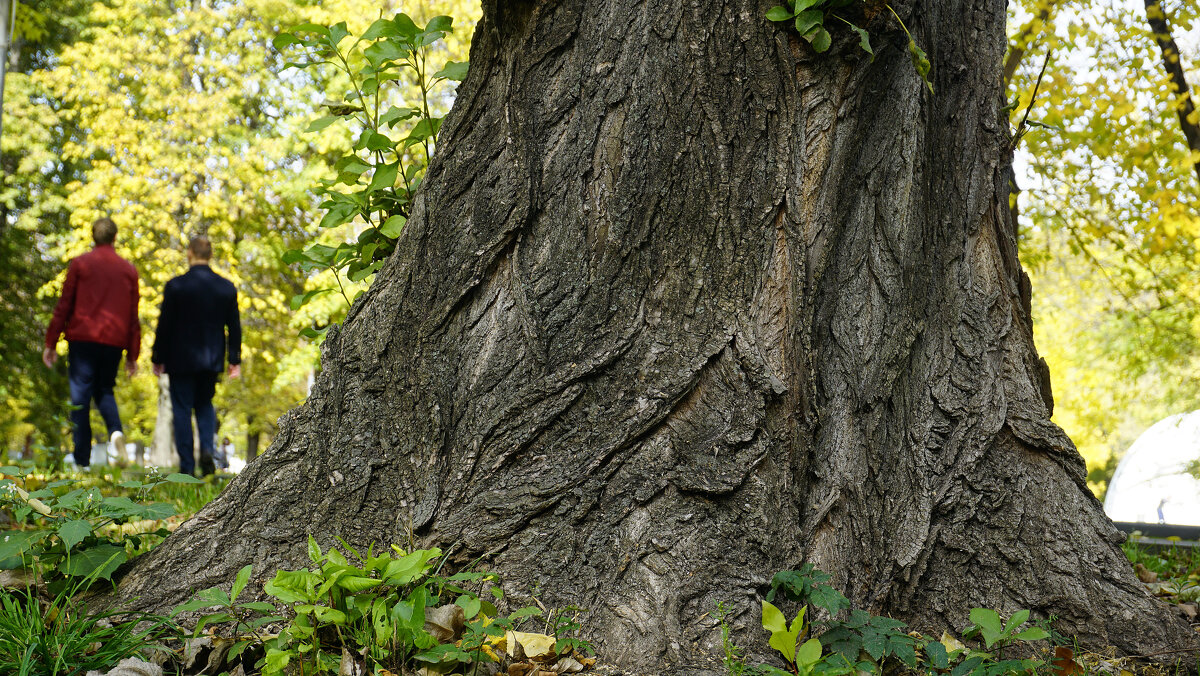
[43,217,140,468]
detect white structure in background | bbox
[1104,410,1200,526]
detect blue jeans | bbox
[67,341,124,467]
[169,371,218,475]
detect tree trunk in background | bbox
[117,0,1199,670]
[245,427,259,461]
[149,374,175,468]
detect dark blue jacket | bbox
[152,265,241,374]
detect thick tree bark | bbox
[116,0,1198,671]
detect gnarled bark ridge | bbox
[118,0,1199,671]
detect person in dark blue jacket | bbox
[151,236,241,476]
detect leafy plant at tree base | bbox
[273,15,468,337]
[0,464,201,590]
[175,536,572,675]
[752,566,1053,675]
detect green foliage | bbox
[764,1,932,93]
[0,464,196,590]
[273,14,468,328]
[0,580,175,676]
[175,537,565,675]
[750,566,1051,675]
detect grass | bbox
[0,581,175,676]
[1122,537,1200,582]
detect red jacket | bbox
[45,244,141,360]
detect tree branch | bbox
[1145,0,1200,185]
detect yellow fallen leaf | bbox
[940,631,966,653]
[506,631,557,658]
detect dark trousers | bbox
[169,371,218,475]
[67,341,124,467]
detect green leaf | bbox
[433,61,469,82]
[194,611,235,636]
[1003,609,1030,633]
[761,600,788,633]
[424,16,453,33]
[368,161,399,193]
[456,595,482,620]
[328,22,350,47]
[313,606,347,624]
[380,106,420,128]
[336,575,381,593]
[0,531,43,560]
[60,543,126,580]
[848,24,872,56]
[794,9,823,37]
[796,637,822,667]
[305,115,339,133]
[809,26,832,52]
[793,0,823,10]
[391,13,420,39]
[57,519,91,551]
[380,215,406,238]
[766,5,794,21]
[364,40,410,68]
[290,288,333,311]
[925,640,949,669]
[362,18,400,40]
[1012,627,1049,641]
[308,535,322,562]
[239,601,277,613]
[364,131,394,151]
[165,473,204,484]
[969,608,1002,648]
[231,564,253,603]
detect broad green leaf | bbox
[364,131,394,151]
[809,27,832,52]
[194,611,235,636]
[313,605,347,623]
[1012,627,1050,641]
[239,601,276,613]
[328,21,350,47]
[368,161,399,193]
[925,640,949,669]
[794,10,823,37]
[0,531,43,560]
[362,18,400,40]
[969,608,1002,648]
[391,13,420,39]
[795,637,822,667]
[165,473,204,484]
[433,61,468,82]
[456,594,482,619]
[1003,608,1030,633]
[57,519,91,550]
[291,288,333,311]
[380,215,406,238]
[766,6,794,21]
[761,600,787,633]
[60,543,126,580]
[424,16,453,33]
[305,116,339,133]
[231,564,253,603]
[380,106,420,128]
[336,575,381,592]
[308,535,322,562]
[364,40,410,68]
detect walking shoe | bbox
[109,430,126,462]
[198,453,216,477]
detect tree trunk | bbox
[116,0,1198,670]
[245,427,260,461]
[149,373,175,468]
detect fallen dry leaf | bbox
[507,631,557,659]
[1051,646,1084,676]
[1135,563,1158,583]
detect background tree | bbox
[116,0,1198,671]
[1008,0,1200,493]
